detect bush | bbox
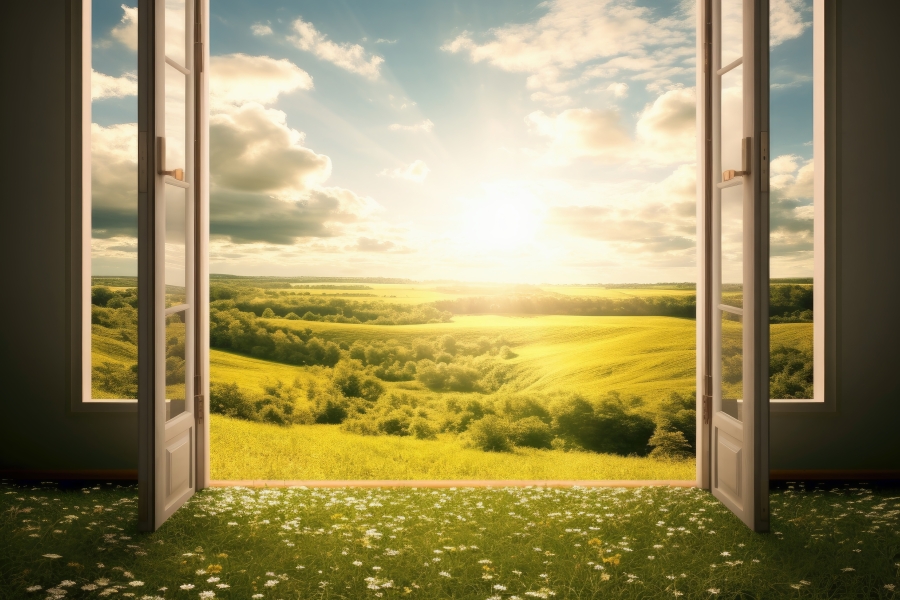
[510,416,553,449]
[93,362,138,398]
[648,427,693,460]
[550,392,655,456]
[210,382,259,421]
[466,415,513,452]
[409,417,437,440]
[261,307,276,318]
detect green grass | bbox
[2,481,898,599]
[210,416,695,481]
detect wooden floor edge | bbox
[208,479,698,488]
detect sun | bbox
[456,189,545,254]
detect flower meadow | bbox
[2,481,898,599]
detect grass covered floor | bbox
[2,481,898,599]
[210,416,696,481]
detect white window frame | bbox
[69,0,137,412]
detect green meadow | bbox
[89,277,814,480]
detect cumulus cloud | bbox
[210,54,313,109]
[771,0,812,47]
[205,58,386,246]
[634,87,696,163]
[605,82,629,98]
[289,18,384,79]
[388,119,434,133]
[526,87,695,166]
[251,23,273,36]
[210,103,331,196]
[211,187,378,245]
[91,70,137,100]
[441,0,691,92]
[380,160,430,183]
[526,108,631,165]
[91,122,138,238]
[547,164,697,256]
[111,5,138,51]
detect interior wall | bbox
[0,1,137,474]
[0,0,896,476]
[769,0,900,471]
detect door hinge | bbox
[702,374,712,424]
[194,395,204,422]
[194,375,203,422]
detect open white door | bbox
[139,0,209,532]
[699,0,770,532]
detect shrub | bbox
[284,312,301,320]
[510,416,553,449]
[550,392,655,456]
[648,427,693,460]
[261,308,276,318]
[93,362,138,398]
[209,382,258,421]
[466,415,513,452]
[409,417,437,440]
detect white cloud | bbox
[441,0,691,92]
[91,70,137,100]
[375,39,398,45]
[210,103,332,197]
[210,54,313,109]
[634,87,696,164]
[289,18,384,79]
[381,160,430,183]
[251,23,273,36]
[525,108,632,165]
[388,119,434,133]
[111,5,138,51]
[606,82,629,98]
[771,0,812,47]
[91,122,138,238]
[525,87,696,166]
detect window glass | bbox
[89,1,139,400]
[769,0,814,400]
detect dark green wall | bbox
[769,1,900,470]
[0,1,137,473]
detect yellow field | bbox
[277,283,696,305]
[210,415,696,480]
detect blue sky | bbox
[89,0,814,283]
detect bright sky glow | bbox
[90,0,814,284]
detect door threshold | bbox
[208,479,697,488]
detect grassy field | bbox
[213,315,812,406]
[278,283,698,305]
[210,415,695,480]
[3,481,898,599]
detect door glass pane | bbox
[720,63,743,305]
[164,64,187,175]
[721,183,744,305]
[165,184,187,307]
[720,0,743,67]
[165,0,187,67]
[721,312,743,421]
[165,311,187,420]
